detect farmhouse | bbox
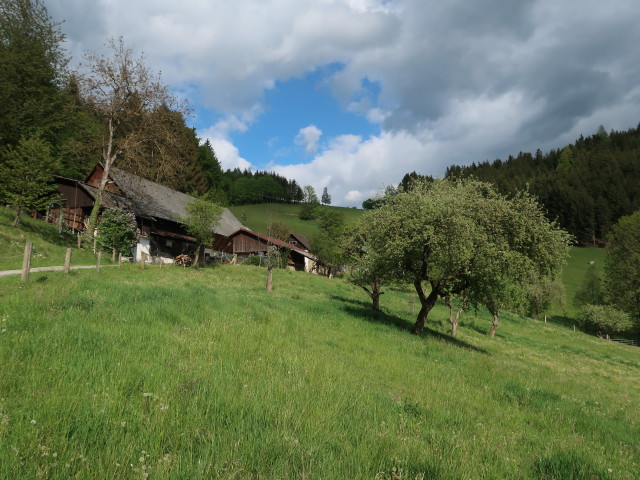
[212,228,317,272]
[287,232,312,251]
[48,164,245,262]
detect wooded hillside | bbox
[445,124,640,244]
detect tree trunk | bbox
[12,205,23,228]
[266,265,273,292]
[372,291,380,310]
[489,312,499,338]
[88,119,116,233]
[412,281,439,335]
[445,298,464,337]
[446,298,455,336]
[362,278,384,310]
[193,248,200,266]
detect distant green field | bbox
[229,203,364,239]
[552,247,607,317]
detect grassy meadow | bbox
[0,206,109,271]
[228,203,364,238]
[1,262,639,479]
[557,247,607,317]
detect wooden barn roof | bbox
[289,233,311,251]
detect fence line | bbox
[611,338,638,347]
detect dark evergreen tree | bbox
[0,0,69,151]
[321,187,331,205]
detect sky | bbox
[45,0,640,207]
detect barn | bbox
[47,164,245,263]
[212,228,317,272]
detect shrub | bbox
[299,202,319,220]
[577,304,632,337]
[98,209,138,254]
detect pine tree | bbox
[0,133,60,227]
[321,187,331,205]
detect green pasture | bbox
[0,263,638,479]
[0,207,110,271]
[547,246,607,318]
[228,203,364,238]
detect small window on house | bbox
[166,239,173,247]
[289,241,297,246]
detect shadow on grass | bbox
[545,314,578,329]
[10,213,76,247]
[332,295,489,354]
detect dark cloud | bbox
[40,0,640,205]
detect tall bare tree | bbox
[79,37,188,231]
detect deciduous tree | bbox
[577,304,632,339]
[605,210,640,329]
[344,221,387,309]
[267,221,290,241]
[97,209,138,255]
[303,185,318,204]
[181,197,222,266]
[79,37,188,231]
[312,209,347,277]
[363,179,570,336]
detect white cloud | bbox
[274,90,546,207]
[294,125,323,155]
[45,0,640,206]
[345,190,365,202]
[199,123,252,172]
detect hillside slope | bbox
[229,203,363,238]
[0,206,104,271]
[1,265,638,479]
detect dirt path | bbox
[0,265,108,278]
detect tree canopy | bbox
[605,209,640,331]
[181,197,223,265]
[444,124,640,244]
[0,133,59,227]
[362,179,571,335]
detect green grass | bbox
[560,246,606,315]
[0,206,109,271]
[1,264,638,479]
[229,203,364,238]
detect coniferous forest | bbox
[2,0,639,233]
[0,0,304,210]
[443,125,640,244]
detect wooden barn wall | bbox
[57,184,94,208]
[86,166,123,195]
[233,234,267,254]
[47,207,86,231]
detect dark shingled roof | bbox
[289,233,311,251]
[93,166,245,236]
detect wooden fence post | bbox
[118,253,122,269]
[64,248,72,274]
[21,241,32,282]
[96,251,102,272]
[141,252,146,269]
[77,233,82,249]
